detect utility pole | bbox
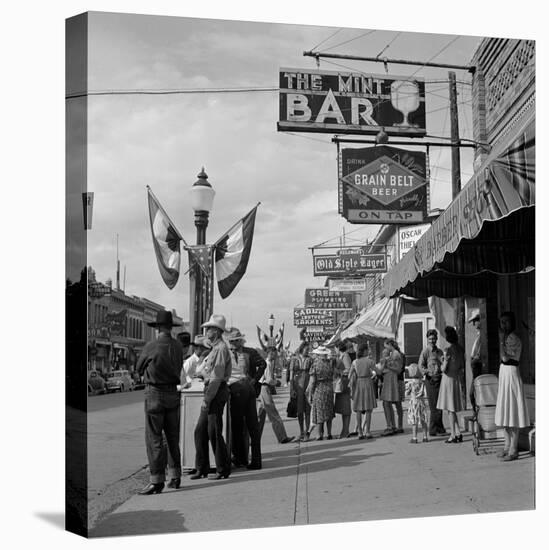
[449,71,462,198]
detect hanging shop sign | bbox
[304,288,354,309]
[398,223,431,260]
[313,246,387,277]
[328,278,366,292]
[106,309,127,336]
[278,68,426,136]
[339,145,428,224]
[293,308,336,327]
[301,326,337,343]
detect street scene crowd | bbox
[134,307,530,495]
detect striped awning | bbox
[383,110,535,299]
[340,297,402,340]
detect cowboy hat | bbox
[147,310,182,328]
[201,314,228,332]
[468,309,480,323]
[312,346,330,355]
[227,328,246,342]
[193,335,211,348]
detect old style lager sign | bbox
[278,68,426,136]
[293,308,336,327]
[304,288,353,309]
[313,246,387,277]
[339,146,428,224]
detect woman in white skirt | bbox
[437,326,465,443]
[495,311,530,461]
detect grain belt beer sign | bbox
[339,146,428,224]
[304,288,353,309]
[278,68,426,137]
[293,308,336,327]
[313,246,387,277]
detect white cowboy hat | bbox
[468,309,480,323]
[201,314,228,332]
[312,345,330,355]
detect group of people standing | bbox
[288,338,406,442]
[133,307,531,495]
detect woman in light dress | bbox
[494,311,530,461]
[348,342,377,439]
[437,326,465,443]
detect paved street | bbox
[89,385,535,537]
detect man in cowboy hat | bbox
[136,310,184,494]
[191,314,232,480]
[258,346,295,445]
[227,327,266,469]
[181,335,211,388]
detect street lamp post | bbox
[268,314,275,340]
[189,167,216,338]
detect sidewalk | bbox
[89,385,535,537]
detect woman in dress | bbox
[349,342,377,439]
[289,342,312,442]
[333,341,353,439]
[437,326,465,443]
[494,311,530,461]
[307,346,335,440]
[378,339,405,436]
[405,363,429,443]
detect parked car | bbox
[105,369,135,393]
[88,370,106,395]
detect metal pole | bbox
[449,70,467,405]
[449,71,462,198]
[302,50,475,73]
[191,211,210,338]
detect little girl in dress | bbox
[405,363,429,443]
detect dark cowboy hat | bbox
[147,310,182,328]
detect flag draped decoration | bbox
[215,205,258,299]
[147,187,182,290]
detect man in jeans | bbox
[136,310,184,495]
[227,328,266,469]
[418,329,446,436]
[258,347,295,444]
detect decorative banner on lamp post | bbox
[339,146,428,224]
[278,68,426,136]
[312,246,387,277]
[304,288,353,309]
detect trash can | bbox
[179,379,231,471]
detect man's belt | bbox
[502,359,519,366]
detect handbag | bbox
[286,395,297,418]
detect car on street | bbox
[105,369,135,393]
[88,370,106,395]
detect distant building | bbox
[87,267,188,373]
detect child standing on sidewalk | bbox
[405,363,429,443]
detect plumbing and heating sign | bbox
[278,68,426,136]
[313,246,387,277]
[304,288,353,310]
[293,308,336,327]
[339,145,428,224]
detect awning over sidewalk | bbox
[384,110,535,299]
[340,296,402,340]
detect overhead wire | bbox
[321,29,377,52]
[309,28,344,52]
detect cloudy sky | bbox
[83,12,483,346]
